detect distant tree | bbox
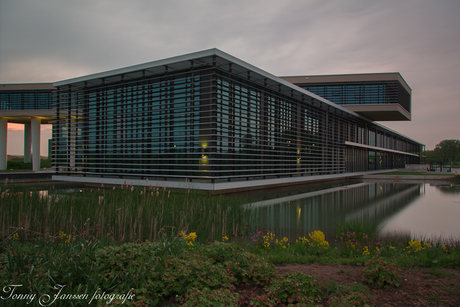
[424,149,438,164]
[433,139,460,165]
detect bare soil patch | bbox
[237,264,460,306]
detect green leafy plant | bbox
[323,280,368,297]
[159,254,237,297]
[267,271,322,304]
[200,241,275,285]
[248,294,277,307]
[328,291,373,307]
[362,257,402,289]
[180,287,239,307]
[1,238,101,303]
[93,241,166,305]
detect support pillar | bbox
[24,122,31,163]
[0,118,7,170]
[31,117,41,171]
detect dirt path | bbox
[275,264,460,306]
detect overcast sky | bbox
[1,0,459,156]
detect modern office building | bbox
[51,49,423,191]
[0,83,55,171]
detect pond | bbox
[246,180,460,241]
[10,179,460,242]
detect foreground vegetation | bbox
[0,182,252,243]
[1,185,459,306]
[1,228,459,306]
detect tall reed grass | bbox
[0,182,254,243]
[335,219,383,237]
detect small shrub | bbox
[328,291,373,307]
[200,241,275,285]
[323,280,368,297]
[267,271,322,304]
[159,254,237,297]
[94,242,165,305]
[362,258,402,289]
[248,294,277,307]
[246,255,276,286]
[180,287,239,307]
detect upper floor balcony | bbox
[0,83,55,124]
[281,73,412,121]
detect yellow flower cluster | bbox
[263,231,276,248]
[362,246,371,256]
[59,231,72,244]
[180,231,197,247]
[345,242,356,250]
[222,236,229,242]
[12,233,19,240]
[404,240,430,254]
[275,236,290,249]
[296,236,309,244]
[308,230,329,249]
[441,244,449,253]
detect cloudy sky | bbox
[1,0,459,156]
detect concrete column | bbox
[0,118,7,170]
[31,117,41,171]
[24,122,31,163]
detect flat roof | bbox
[0,83,55,91]
[54,48,359,118]
[280,73,412,94]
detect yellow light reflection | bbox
[200,155,209,172]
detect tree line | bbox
[425,139,460,166]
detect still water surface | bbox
[24,180,460,242]
[246,180,460,241]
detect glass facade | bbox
[53,51,423,185]
[0,91,53,110]
[303,82,411,114]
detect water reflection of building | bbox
[254,181,422,240]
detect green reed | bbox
[0,183,254,244]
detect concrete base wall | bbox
[405,164,430,171]
[52,170,395,194]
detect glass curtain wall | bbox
[53,55,422,183]
[0,91,53,110]
[304,82,411,114]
